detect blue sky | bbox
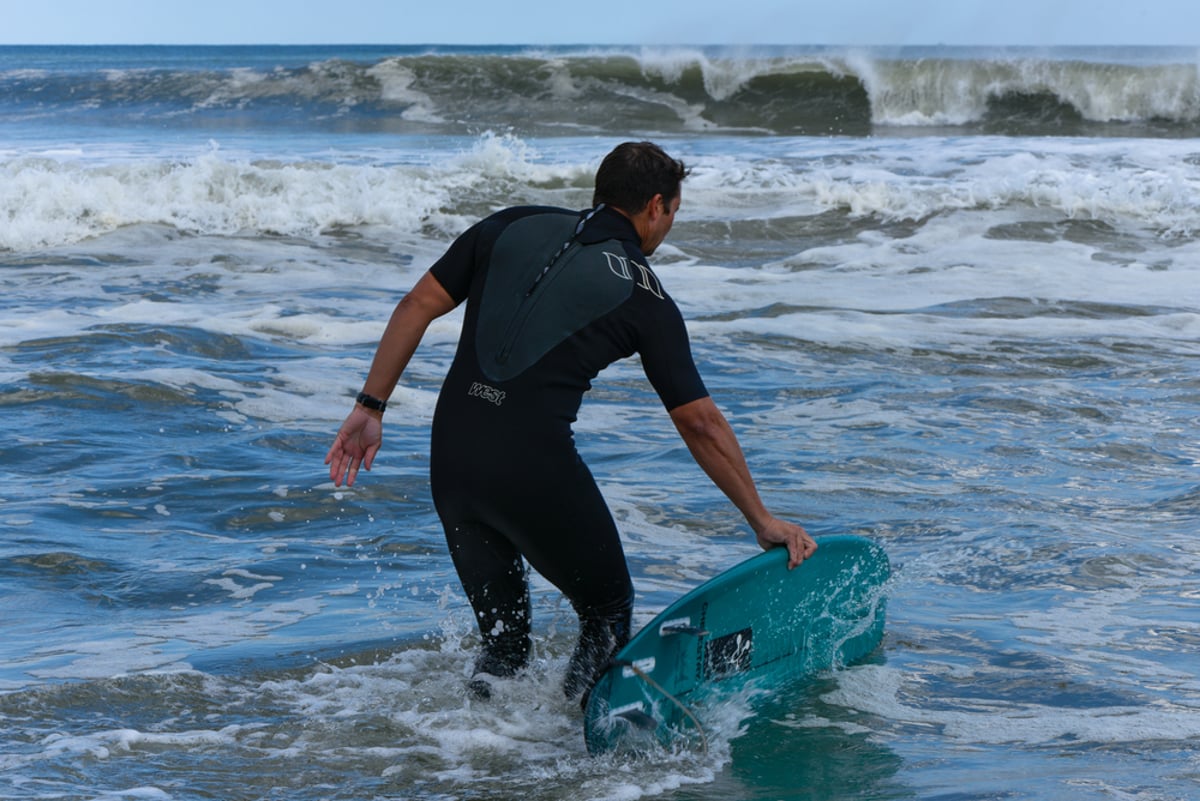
[2,0,1197,46]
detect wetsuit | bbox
[428,204,708,700]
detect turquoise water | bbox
[1,45,1199,800]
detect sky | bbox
[0,0,1197,47]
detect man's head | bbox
[593,141,689,213]
[593,141,689,256]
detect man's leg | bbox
[443,521,533,681]
[562,594,633,708]
[502,457,635,707]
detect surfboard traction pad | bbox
[583,534,890,755]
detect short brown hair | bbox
[592,141,689,213]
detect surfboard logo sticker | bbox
[704,627,753,678]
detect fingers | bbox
[329,453,347,486]
[336,448,368,487]
[325,436,350,486]
[342,441,382,486]
[788,533,817,570]
[760,519,816,570]
[330,456,361,487]
[325,441,361,487]
[362,443,380,473]
[756,518,817,569]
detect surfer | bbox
[325,141,816,708]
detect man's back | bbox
[429,204,706,438]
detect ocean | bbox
[1,44,1198,801]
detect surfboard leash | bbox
[612,659,709,755]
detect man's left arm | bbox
[669,396,817,568]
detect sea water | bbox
[1,45,1198,800]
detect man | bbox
[326,141,815,707]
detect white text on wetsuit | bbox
[603,252,664,299]
[469,381,506,406]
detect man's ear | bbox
[645,193,666,220]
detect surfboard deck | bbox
[583,534,889,755]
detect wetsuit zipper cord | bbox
[525,204,605,297]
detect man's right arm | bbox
[358,270,458,402]
[325,270,458,487]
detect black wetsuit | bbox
[427,204,708,697]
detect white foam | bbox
[22,596,325,681]
[657,195,1200,354]
[0,150,449,251]
[89,789,172,800]
[682,136,1200,237]
[5,132,1200,259]
[242,635,729,800]
[824,662,1200,747]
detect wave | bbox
[0,135,586,250]
[2,45,1199,137]
[5,133,1200,251]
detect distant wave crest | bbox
[2,47,1198,137]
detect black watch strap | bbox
[356,392,387,413]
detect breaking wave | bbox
[2,44,1199,137]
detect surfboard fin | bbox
[614,708,659,731]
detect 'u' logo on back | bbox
[603,251,664,299]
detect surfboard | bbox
[583,534,889,755]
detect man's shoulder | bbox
[485,205,575,226]
[467,205,572,245]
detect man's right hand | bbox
[324,405,383,487]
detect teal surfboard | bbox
[583,534,889,754]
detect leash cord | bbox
[618,660,709,755]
